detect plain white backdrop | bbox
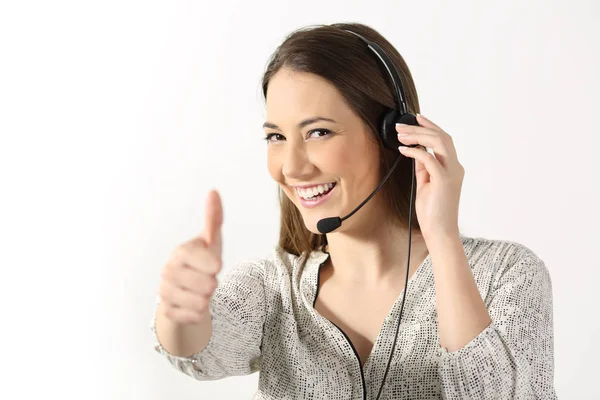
[1,0,598,398]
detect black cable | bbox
[341,154,403,223]
[374,157,415,400]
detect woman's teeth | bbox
[297,183,335,200]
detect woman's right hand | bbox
[158,190,223,325]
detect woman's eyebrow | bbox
[262,116,337,130]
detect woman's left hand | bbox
[395,114,464,240]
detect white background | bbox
[1,0,598,398]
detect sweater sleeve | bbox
[150,259,267,381]
[438,248,557,399]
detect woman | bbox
[152,23,557,399]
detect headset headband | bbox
[343,29,408,115]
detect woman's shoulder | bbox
[459,233,550,285]
[221,244,328,280]
[461,233,543,263]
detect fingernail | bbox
[397,132,409,137]
[396,123,407,127]
[398,145,409,152]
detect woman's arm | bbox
[428,232,492,352]
[154,301,213,357]
[429,235,557,399]
[151,259,267,380]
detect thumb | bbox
[203,189,223,254]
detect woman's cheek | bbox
[266,151,282,183]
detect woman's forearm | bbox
[155,302,213,358]
[427,232,492,352]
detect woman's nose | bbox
[281,145,315,180]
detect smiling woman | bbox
[261,26,422,257]
[263,69,394,243]
[151,22,557,400]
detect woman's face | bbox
[263,69,383,234]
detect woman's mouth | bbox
[296,182,337,208]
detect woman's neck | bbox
[323,225,428,287]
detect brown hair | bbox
[261,22,421,256]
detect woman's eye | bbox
[264,133,285,142]
[307,129,332,139]
[264,129,331,143]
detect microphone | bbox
[316,154,406,234]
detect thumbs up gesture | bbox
[158,190,223,324]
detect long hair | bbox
[261,22,421,256]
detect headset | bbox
[316,29,420,400]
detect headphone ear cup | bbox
[380,111,419,150]
[380,109,400,151]
[397,113,418,126]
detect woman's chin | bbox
[301,217,322,235]
[296,212,327,234]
